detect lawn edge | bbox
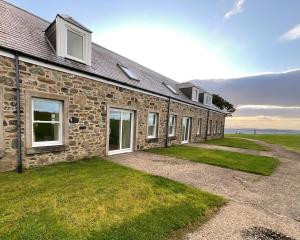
[166,201,228,240]
[223,137,269,151]
[145,146,279,176]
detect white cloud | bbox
[94,26,243,81]
[279,24,300,42]
[224,0,245,19]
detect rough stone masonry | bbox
[0,55,225,172]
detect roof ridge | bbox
[4,0,51,24]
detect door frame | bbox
[181,117,191,144]
[107,108,134,155]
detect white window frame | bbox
[208,120,212,135]
[214,121,218,135]
[56,16,92,65]
[108,108,135,155]
[204,93,212,106]
[65,27,85,63]
[192,87,200,102]
[32,98,63,147]
[219,121,223,134]
[147,112,158,139]
[197,118,202,135]
[168,115,176,137]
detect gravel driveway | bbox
[108,140,300,239]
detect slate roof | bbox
[0,0,225,113]
[177,81,208,93]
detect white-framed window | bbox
[56,16,92,65]
[219,121,223,134]
[168,115,176,137]
[197,118,202,135]
[192,88,200,102]
[215,121,218,135]
[147,112,158,139]
[66,28,84,61]
[204,93,213,106]
[208,120,212,135]
[32,98,63,147]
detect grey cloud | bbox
[192,69,300,106]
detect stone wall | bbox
[0,55,226,172]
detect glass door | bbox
[182,117,191,144]
[109,109,134,155]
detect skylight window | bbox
[163,82,178,94]
[118,64,139,81]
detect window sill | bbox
[146,138,158,143]
[26,145,69,155]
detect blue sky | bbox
[9,0,300,81]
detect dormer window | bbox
[67,29,84,60]
[47,14,92,65]
[192,88,200,102]
[204,93,213,106]
[118,64,139,81]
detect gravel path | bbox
[108,140,300,240]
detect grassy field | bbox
[205,137,268,151]
[0,158,224,240]
[147,145,278,175]
[227,134,300,153]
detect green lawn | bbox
[0,158,224,240]
[146,145,278,175]
[205,137,268,151]
[227,134,300,153]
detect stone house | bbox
[0,1,227,172]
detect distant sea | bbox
[225,128,300,135]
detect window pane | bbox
[109,111,121,151]
[169,126,175,136]
[33,99,60,121]
[67,30,83,60]
[119,65,139,81]
[33,123,59,142]
[148,113,156,125]
[169,115,176,126]
[148,126,155,137]
[121,112,132,149]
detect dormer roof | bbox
[57,14,92,33]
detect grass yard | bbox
[227,134,300,153]
[0,158,225,240]
[205,137,268,151]
[146,145,278,175]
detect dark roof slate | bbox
[0,0,224,113]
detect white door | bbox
[182,117,191,144]
[108,109,134,155]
